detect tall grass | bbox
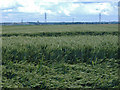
[2,35,118,64]
[2,24,119,88]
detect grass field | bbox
[2,24,119,88]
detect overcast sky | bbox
[0,0,119,22]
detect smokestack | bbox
[99,13,101,23]
[21,19,23,23]
[72,18,74,23]
[45,12,47,22]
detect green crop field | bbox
[2,24,119,88]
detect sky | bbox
[0,0,119,22]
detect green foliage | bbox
[2,35,118,64]
[2,24,119,88]
[2,59,119,88]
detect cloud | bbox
[3,9,13,12]
[0,0,119,9]
[58,3,80,16]
[0,0,117,16]
[26,0,119,3]
[80,3,114,15]
[0,0,17,9]
[56,2,116,16]
[0,0,118,22]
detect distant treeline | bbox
[1,21,119,26]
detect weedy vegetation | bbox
[2,24,119,88]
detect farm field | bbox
[2,24,119,88]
